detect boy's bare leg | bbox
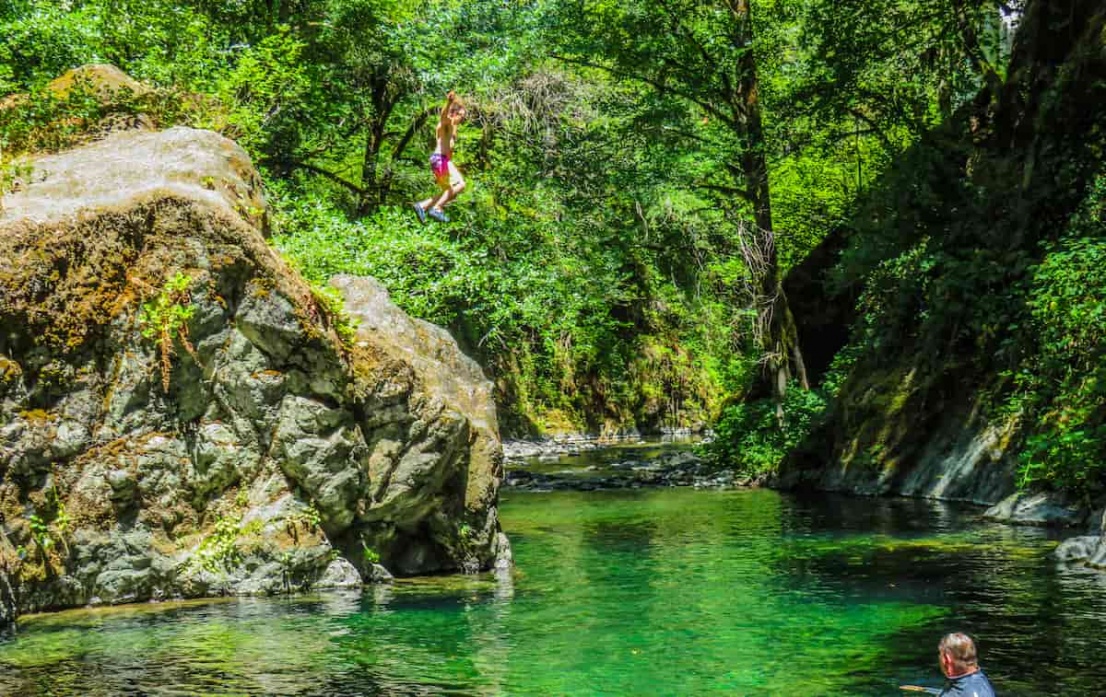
[432,164,466,210]
[431,181,466,210]
[418,182,449,211]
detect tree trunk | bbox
[358,77,394,216]
[733,0,809,403]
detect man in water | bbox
[937,633,995,697]
[413,91,466,223]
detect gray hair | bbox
[939,632,979,672]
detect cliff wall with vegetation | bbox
[780,2,1106,537]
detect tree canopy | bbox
[7,0,1101,501]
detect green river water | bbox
[2,445,1105,696]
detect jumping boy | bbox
[413,91,466,223]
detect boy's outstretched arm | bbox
[439,91,455,128]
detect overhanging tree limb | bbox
[262,158,365,195]
[550,53,738,130]
[391,105,439,160]
[695,182,755,201]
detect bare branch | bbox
[263,158,366,195]
[848,108,895,153]
[550,53,738,130]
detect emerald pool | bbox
[2,486,1104,695]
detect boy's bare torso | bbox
[434,120,456,158]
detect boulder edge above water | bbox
[0,126,508,626]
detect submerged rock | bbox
[0,126,507,626]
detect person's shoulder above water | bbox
[937,632,995,697]
[940,669,995,697]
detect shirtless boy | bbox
[413,91,466,223]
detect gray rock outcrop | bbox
[984,492,1086,527]
[779,385,1021,507]
[1052,507,1106,570]
[0,126,508,627]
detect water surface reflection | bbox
[0,489,1103,695]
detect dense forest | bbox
[2,0,1103,498]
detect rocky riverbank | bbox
[501,438,755,492]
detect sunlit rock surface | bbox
[0,127,507,626]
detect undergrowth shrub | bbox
[270,187,726,434]
[703,386,827,478]
[1006,176,1106,495]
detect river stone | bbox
[366,563,395,584]
[494,532,514,571]
[46,64,153,102]
[1055,536,1100,564]
[1051,508,1106,570]
[0,123,506,628]
[984,492,1086,527]
[316,558,363,589]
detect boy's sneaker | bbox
[413,203,427,224]
[428,208,449,223]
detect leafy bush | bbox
[271,186,726,434]
[1008,182,1106,494]
[703,386,827,478]
[138,272,196,392]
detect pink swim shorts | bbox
[430,153,450,180]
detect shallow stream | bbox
[1,444,1104,695]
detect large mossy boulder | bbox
[0,126,508,625]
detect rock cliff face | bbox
[779,2,1106,535]
[0,127,508,626]
[779,368,1022,506]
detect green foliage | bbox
[26,514,52,555]
[190,514,243,574]
[361,543,380,565]
[792,0,1012,141]
[0,84,118,156]
[703,387,827,478]
[213,26,312,155]
[309,283,359,346]
[0,157,32,196]
[1005,178,1106,494]
[0,1,102,88]
[22,485,71,563]
[138,272,196,392]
